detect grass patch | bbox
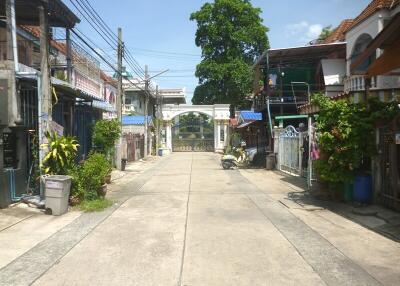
[79,198,114,212]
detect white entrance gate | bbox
[278,125,303,175]
[161,104,230,153]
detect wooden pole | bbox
[144,65,149,158]
[39,4,51,129]
[66,28,72,84]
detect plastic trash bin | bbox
[353,174,372,203]
[45,175,72,216]
[266,153,276,170]
[344,182,353,202]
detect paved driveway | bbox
[3,153,399,286]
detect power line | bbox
[68,0,117,50]
[70,29,147,93]
[69,0,145,79]
[126,46,201,57]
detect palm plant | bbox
[41,131,79,175]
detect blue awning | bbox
[239,110,262,121]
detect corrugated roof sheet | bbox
[122,115,153,126]
[239,111,262,121]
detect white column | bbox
[166,122,172,151]
[224,122,228,147]
[217,121,221,151]
[214,120,218,151]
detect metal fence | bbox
[278,126,302,175]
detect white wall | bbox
[321,59,346,85]
[345,11,388,75]
[345,9,400,90]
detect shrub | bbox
[312,93,399,184]
[92,119,121,158]
[66,164,85,201]
[80,153,111,201]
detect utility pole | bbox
[144,65,149,158]
[38,3,51,198]
[155,85,159,152]
[117,28,123,123]
[116,27,123,169]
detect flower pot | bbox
[105,174,112,184]
[69,196,81,206]
[97,184,107,197]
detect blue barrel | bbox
[353,175,372,203]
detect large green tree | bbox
[190,0,269,108]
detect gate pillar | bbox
[165,121,172,151]
[214,119,229,153]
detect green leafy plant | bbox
[92,119,121,158]
[41,131,79,175]
[190,0,269,108]
[80,153,111,201]
[66,164,85,202]
[312,93,399,184]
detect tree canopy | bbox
[190,0,269,108]
[318,25,333,42]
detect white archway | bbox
[161,104,230,153]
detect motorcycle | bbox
[221,147,249,170]
[221,154,239,169]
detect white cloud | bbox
[285,21,323,44]
[307,24,323,38]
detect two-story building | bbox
[0,0,115,207]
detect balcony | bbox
[344,75,400,92]
[254,84,313,112]
[344,75,376,92]
[124,104,136,114]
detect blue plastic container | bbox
[353,174,372,203]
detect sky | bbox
[68,0,371,103]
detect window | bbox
[220,128,225,142]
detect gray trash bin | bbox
[45,175,72,216]
[266,153,276,170]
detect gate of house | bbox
[172,113,214,152]
[124,133,144,162]
[278,125,303,175]
[378,126,400,210]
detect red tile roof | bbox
[348,0,400,31]
[322,19,354,43]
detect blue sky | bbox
[69,0,371,103]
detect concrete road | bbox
[2,153,399,285]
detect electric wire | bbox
[69,0,145,80]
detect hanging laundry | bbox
[269,74,277,87]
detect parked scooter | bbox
[221,147,248,170]
[221,154,239,169]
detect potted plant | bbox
[79,153,110,199]
[41,131,79,215]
